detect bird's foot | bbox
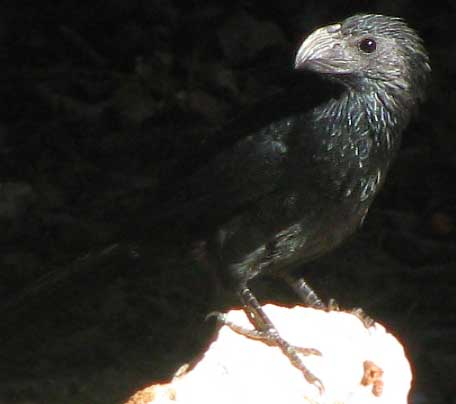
[284,276,374,327]
[208,311,324,394]
[325,299,375,328]
[350,307,375,328]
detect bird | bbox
[153,13,430,391]
[1,13,430,393]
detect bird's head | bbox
[295,14,430,102]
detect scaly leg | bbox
[212,285,324,394]
[284,274,374,328]
[282,274,326,309]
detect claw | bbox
[327,298,340,311]
[312,378,325,395]
[325,299,375,328]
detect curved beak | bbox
[295,23,352,74]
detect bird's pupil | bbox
[360,38,377,53]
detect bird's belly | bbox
[212,157,386,285]
[214,192,370,285]
[263,202,368,272]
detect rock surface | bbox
[125,305,412,404]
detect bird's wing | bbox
[158,70,343,187]
[199,70,343,159]
[151,75,345,230]
[164,116,296,227]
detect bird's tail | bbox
[0,242,139,317]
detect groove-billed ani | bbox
[159,14,430,390]
[2,14,430,392]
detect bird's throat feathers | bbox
[314,83,414,155]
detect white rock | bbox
[125,305,412,404]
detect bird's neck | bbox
[318,84,414,154]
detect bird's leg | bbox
[284,275,374,327]
[213,285,324,393]
[350,307,375,328]
[282,274,326,309]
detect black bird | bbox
[158,14,430,389]
[1,14,430,392]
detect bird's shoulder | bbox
[218,70,343,146]
[182,70,343,193]
[156,71,343,228]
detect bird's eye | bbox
[359,38,377,53]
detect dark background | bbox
[0,1,455,403]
